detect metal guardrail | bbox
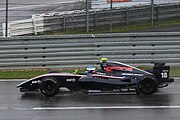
[0,32,180,69]
[2,19,34,37]
[1,2,180,37]
[42,3,180,32]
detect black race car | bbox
[17,58,174,97]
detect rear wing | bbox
[153,63,174,84]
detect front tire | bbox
[40,77,59,97]
[137,78,157,95]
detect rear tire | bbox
[137,78,157,95]
[40,77,59,97]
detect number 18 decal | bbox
[161,72,168,79]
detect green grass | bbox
[43,17,180,35]
[0,67,179,79]
[0,68,86,79]
[170,67,180,77]
[138,66,180,78]
[0,70,48,79]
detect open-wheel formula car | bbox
[17,58,174,97]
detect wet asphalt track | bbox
[0,0,84,29]
[0,78,179,120]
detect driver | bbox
[100,58,108,71]
[85,66,96,74]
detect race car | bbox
[17,58,174,97]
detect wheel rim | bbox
[40,78,59,97]
[138,79,157,95]
[43,80,56,92]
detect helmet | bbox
[100,58,108,70]
[85,66,96,74]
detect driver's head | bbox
[100,58,108,70]
[85,66,96,74]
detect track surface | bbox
[0,0,84,29]
[0,79,180,120]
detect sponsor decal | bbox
[66,78,76,82]
[122,73,143,76]
[88,90,101,93]
[161,70,169,79]
[106,66,133,72]
[32,80,41,84]
[92,74,125,79]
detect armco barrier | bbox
[0,32,180,69]
[2,19,34,37]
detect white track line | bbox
[33,106,180,110]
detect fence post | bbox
[86,0,89,32]
[109,0,113,32]
[2,22,10,37]
[5,0,9,37]
[126,8,129,25]
[94,10,97,28]
[151,0,154,26]
[156,5,159,23]
[32,15,38,35]
[63,15,66,31]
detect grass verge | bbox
[43,17,180,35]
[0,67,179,79]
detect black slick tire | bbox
[40,77,59,97]
[137,78,157,95]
